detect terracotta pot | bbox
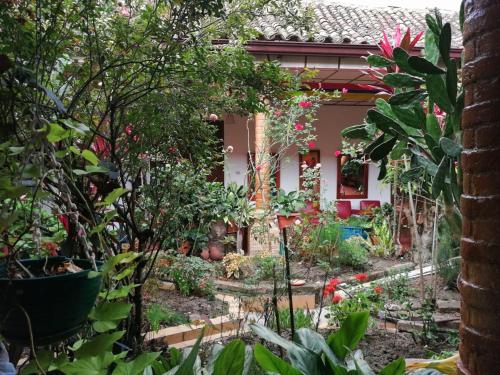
[177,240,190,255]
[277,213,300,230]
[200,248,210,260]
[208,241,224,261]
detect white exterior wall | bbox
[223,105,391,210]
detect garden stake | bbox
[281,227,295,338]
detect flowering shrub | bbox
[222,252,250,279]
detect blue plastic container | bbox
[341,226,367,241]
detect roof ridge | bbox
[305,0,459,14]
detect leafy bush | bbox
[252,251,284,281]
[269,308,314,331]
[159,254,215,297]
[146,304,188,331]
[383,272,414,303]
[222,252,250,279]
[338,237,368,269]
[437,218,460,289]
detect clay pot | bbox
[200,248,210,260]
[208,241,224,261]
[177,240,190,255]
[277,213,300,230]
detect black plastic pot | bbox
[0,256,102,346]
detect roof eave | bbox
[213,39,462,58]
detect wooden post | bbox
[254,112,270,210]
[459,1,500,373]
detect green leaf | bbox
[213,340,245,375]
[408,56,445,74]
[432,157,449,198]
[446,59,458,104]
[294,328,340,368]
[383,73,424,88]
[440,137,462,157]
[46,122,70,142]
[379,357,405,375]
[425,14,441,37]
[89,301,132,322]
[82,150,100,166]
[390,140,407,159]
[426,114,442,141]
[61,119,90,134]
[424,134,443,161]
[74,331,125,359]
[391,105,422,129]
[370,136,398,161]
[112,352,161,375]
[366,109,405,137]
[327,311,369,360]
[460,0,465,32]
[366,54,393,68]
[92,320,119,333]
[353,351,375,375]
[253,343,301,375]
[393,48,424,76]
[424,31,440,65]
[173,329,204,375]
[341,124,370,140]
[388,89,427,106]
[439,23,451,66]
[97,187,128,206]
[450,161,461,207]
[426,75,454,113]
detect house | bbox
[220,2,461,253]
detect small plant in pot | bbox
[271,189,306,229]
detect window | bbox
[336,154,368,199]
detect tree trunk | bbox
[459,1,500,373]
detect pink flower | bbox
[342,87,348,94]
[299,101,312,108]
[295,123,304,131]
[256,165,262,171]
[274,110,282,117]
[308,140,316,149]
[125,124,133,135]
[208,114,219,122]
[334,150,342,158]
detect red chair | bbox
[360,200,381,211]
[336,200,352,219]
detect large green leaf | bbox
[392,48,424,76]
[46,122,71,142]
[408,56,445,74]
[425,14,441,37]
[294,328,340,368]
[379,357,405,375]
[424,134,443,162]
[173,329,204,375]
[383,73,424,88]
[432,157,449,198]
[341,124,370,140]
[439,23,451,66]
[74,331,125,359]
[327,311,369,360]
[426,75,454,113]
[213,340,246,375]
[439,137,462,157]
[390,140,407,159]
[446,59,457,104]
[89,301,132,322]
[366,109,405,137]
[426,114,442,141]
[112,353,160,375]
[364,134,386,156]
[81,150,100,166]
[97,187,129,206]
[366,54,393,68]
[388,89,427,106]
[253,344,301,375]
[424,31,440,65]
[391,105,422,129]
[370,136,397,161]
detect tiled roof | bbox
[253,1,462,48]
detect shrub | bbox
[222,252,250,279]
[252,251,283,281]
[146,304,188,332]
[338,236,368,269]
[159,254,215,297]
[269,308,314,331]
[437,218,460,289]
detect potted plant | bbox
[272,189,306,229]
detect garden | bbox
[0,1,464,374]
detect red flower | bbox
[295,123,304,131]
[274,110,282,117]
[1,246,8,256]
[124,124,133,135]
[323,278,341,297]
[334,150,342,158]
[332,293,343,304]
[374,285,383,295]
[355,273,369,282]
[308,140,316,149]
[299,101,312,108]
